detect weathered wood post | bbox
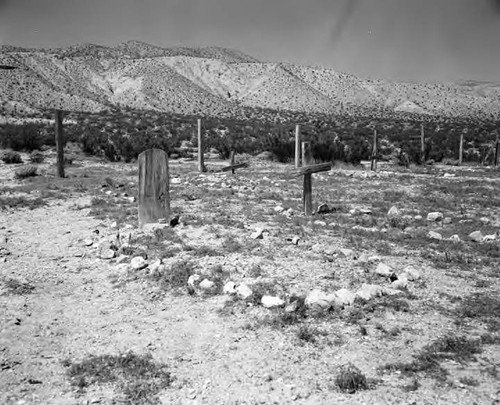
[420,123,425,165]
[197,118,206,173]
[138,149,170,229]
[495,133,499,167]
[229,150,235,174]
[55,110,65,178]
[301,142,313,215]
[295,124,301,168]
[371,129,378,171]
[458,130,464,166]
[291,162,331,216]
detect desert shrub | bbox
[0,123,46,151]
[29,150,45,163]
[65,352,172,404]
[1,151,23,164]
[80,129,119,161]
[335,364,369,393]
[14,165,37,179]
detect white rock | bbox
[127,197,135,203]
[338,248,355,259]
[368,255,381,263]
[427,212,443,222]
[449,234,461,243]
[130,256,148,270]
[84,239,93,246]
[332,289,356,307]
[356,284,384,301]
[187,274,201,287]
[401,266,421,281]
[171,178,181,184]
[374,263,394,277]
[199,279,215,291]
[223,281,237,295]
[236,284,253,300]
[392,278,408,290]
[285,208,294,217]
[469,231,484,243]
[316,203,329,214]
[110,221,118,229]
[274,206,285,213]
[99,247,116,260]
[115,255,129,264]
[443,217,452,224]
[149,259,162,273]
[261,295,285,309]
[305,289,334,310]
[428,231,443,241]
[251,228,264,240]
[484,234,497,242]
[387,206,401,218]
[315,221,327,227]
[291,236,300,245]
[414,215,423,221]
[479,217,490,225]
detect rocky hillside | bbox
[1,40,499,119]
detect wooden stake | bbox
[55,110,65,178]
[295,124,301,168]
[138,149,170,229]
[420,123,425,165]
[301,142,313,216]
[458,131,464,166]
[229,150,235,174]
[371,129,378,171]
[495,134,499,167]
[198,118,205,172]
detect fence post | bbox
[371,129,378,171]
[295,124,301,168]
[55,110,65,178]
[420,123,425,165]
[458,131,464,166]
[138,149,170,229]
[301,141,313,216]
[198,118,205,172]
[229,150,235,174]
[495,133,499,167]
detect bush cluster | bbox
[1,151,23,164]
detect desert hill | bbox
[1,40,499,119]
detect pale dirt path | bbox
[0,196,496,404]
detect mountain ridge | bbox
[1,41,499,120]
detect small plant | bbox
[64,352,172,404]
[0,196,46,210]
[1,277,35,295]
[29,150,45,163]
[335,363,369,393]
[2,151,23,164]
[149,259,194,292]
[14,165,37,179]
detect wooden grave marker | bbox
[55,110,65,178]
[290,142,331,216]
[197,118,206,173]
[138,149,170,229]
[495,133,499,167]
[295,124,301,169]
[370,129,378,171]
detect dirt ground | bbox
[1,153,499,404]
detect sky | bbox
[1,0,500,83]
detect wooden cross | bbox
[290,142,331,215]
[138,149,170,228]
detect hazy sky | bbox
[1,0,500,83]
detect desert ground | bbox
[0,148,499,405]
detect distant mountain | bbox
[1,41,499,119]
